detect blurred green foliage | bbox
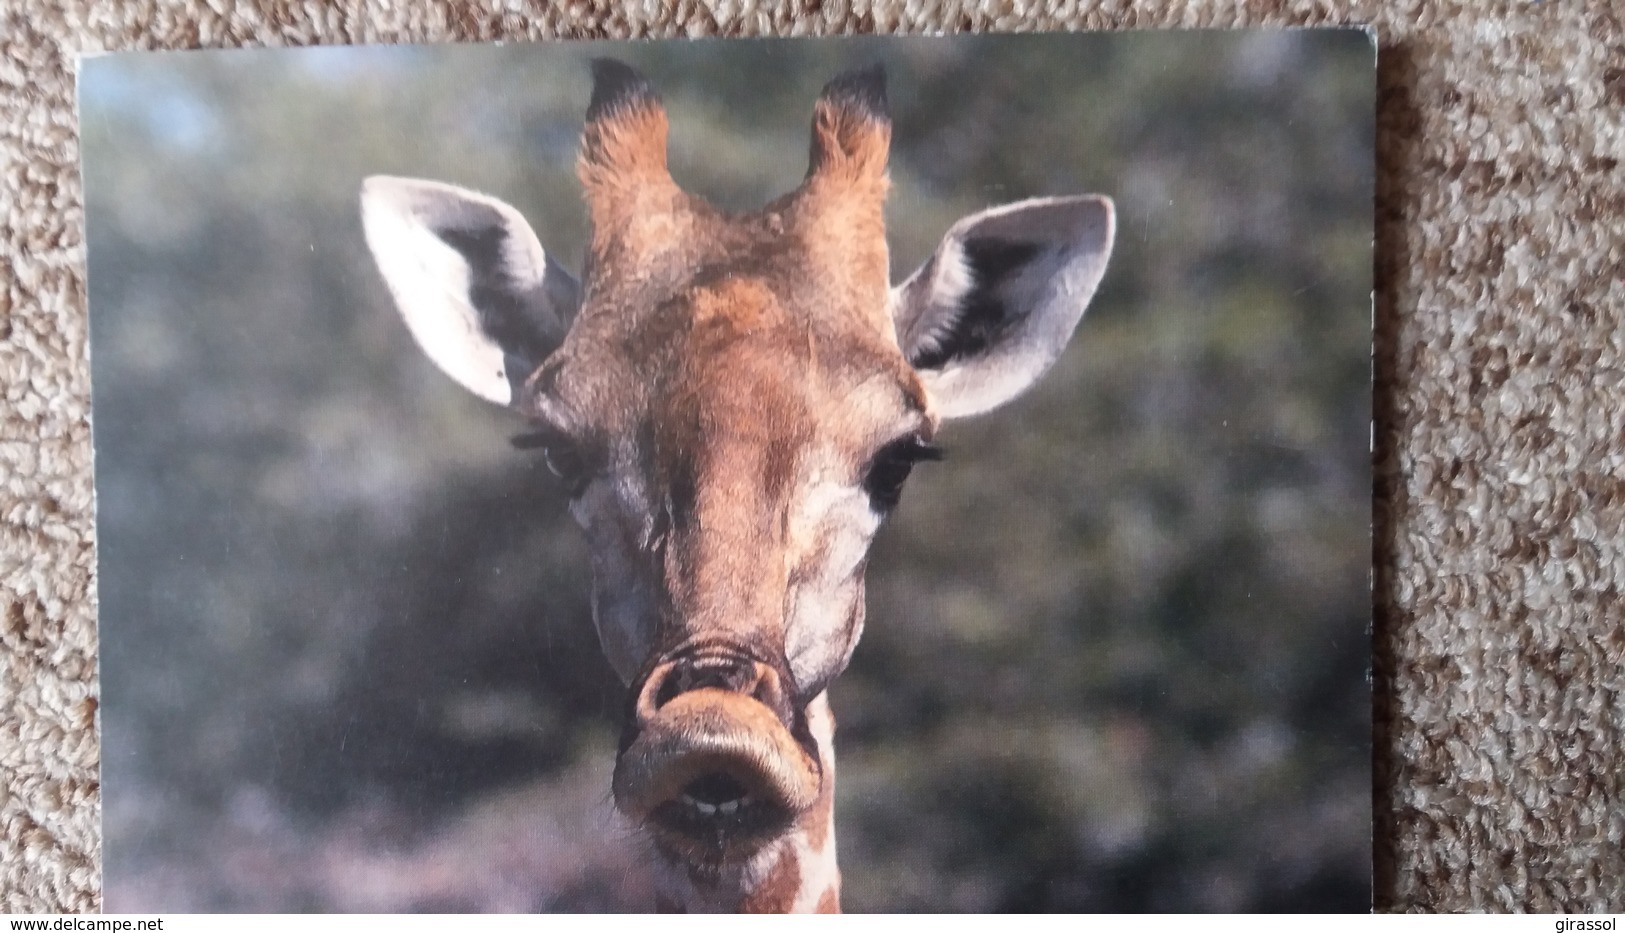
[83,30,1373,912]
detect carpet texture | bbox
[0,0,1620,914]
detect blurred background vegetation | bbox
[83,30,1373,912]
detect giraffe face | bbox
[359,58,1114,877]
[532,279,936,688]
[528,279,935,860]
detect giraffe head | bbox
[360,58,1113,907]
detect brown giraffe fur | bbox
[359,57,1114,912]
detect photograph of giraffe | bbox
[83,31,1375,912]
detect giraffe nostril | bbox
[659,668,696,706]
[646,651,787,720]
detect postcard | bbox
[81,30,1374,912]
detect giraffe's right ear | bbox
[360,175,581,408]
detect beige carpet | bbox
[1,0,1621,914]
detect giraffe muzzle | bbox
[612,683,822,850]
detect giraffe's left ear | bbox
[892,195,1114,419]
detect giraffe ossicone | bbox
[360,57,1114,913]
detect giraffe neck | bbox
[651,691,841,913]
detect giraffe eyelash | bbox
[509,430,556,451]
[863,436,944,512]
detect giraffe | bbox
[358,58,1114,912]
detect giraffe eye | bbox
[544,443,591,496]
[863,436,943,512]
[511,430,593,497]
